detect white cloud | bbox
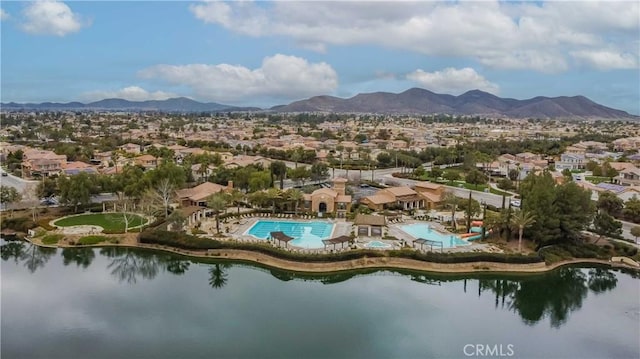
[190,1,640,72]
[138,54,338,103]
[21,0,87,36]
[0,8,9,21]
[83,86,177,102]
[571,50,639,70]
[407,68,499,95]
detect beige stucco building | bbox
[303,178,352,218]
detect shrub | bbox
[37,219,56,231]
[78,236,110,245]
[388,249,543,264]
[42,234,64,245]
[1,217,36,232]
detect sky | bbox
[1,0,639,114]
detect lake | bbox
[2,240,639,359]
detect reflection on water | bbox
[1,240,57,273]
[0,239,636,329]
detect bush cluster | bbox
[42,234,64,245]
[1,217,37,232]
[77,236,110,245]
[37,219,56,231]
[389,249,544,264]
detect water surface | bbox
[2,240,639,359]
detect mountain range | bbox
[271,88,638,119]
[0,97,259,113]
[2,88,637,119]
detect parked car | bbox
[510,199,521,208]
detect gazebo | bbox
[322,235,352,250]
[413,238,443,252]
[270,231,294,248]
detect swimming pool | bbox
[246,220,335,249]
[399,223,469,248]
[365,241,392,249]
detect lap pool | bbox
[399,223,469,248]
[245,220,335,249]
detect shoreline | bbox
[23,236,640,275]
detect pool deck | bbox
[202,215,352,252]
[386,219,497,253]
[199,214,500,254]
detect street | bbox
[0,172,39,200]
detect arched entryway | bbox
[318,202,327,213]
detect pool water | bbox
[399,224,469,248]
[246,220,335,249]
[365,241,392,249]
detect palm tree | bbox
[510,209,536,252]
[227,189,245,215]
[286,188,304,216]
[207,192,230,234]
[265,188,282,215]
[247,191,268,209]
[442,191,459,230]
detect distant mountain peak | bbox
[273,88,637,120]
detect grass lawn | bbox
[585,176,610,184]
[42,234,64,245]
[54,213,147,232]
[77,235,111,245]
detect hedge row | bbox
[138,230,546,264]
[138,230,386,262]
[389,249,544,264]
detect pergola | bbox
[322,235,352,250]
[354,214,387,237]
[270,231,294,248]
[413,238,443,252]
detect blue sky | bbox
[1,1,639,114]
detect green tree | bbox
[510,210,536,252]
[443,170,460,182]
[585,160,599,172]
[270,161,288,189]
[630,226,640,242]
[520,171,594,246]
[601,161,619,183]
[623,195,640,223]
[430,166,443,179]
[248,170,271,192]
[0,186,22,216]
[207,192,229,234]
[497,178,514,191]
[376,152,392,167]
[465,169,488,189]
[561,168,573,180]
[442,191,460,230]
[58,173,93,213]
[285,188,304,216]
[310,162,329,182]
[167,210,186,232]
[265,188,283,215]
[508,168,520,182]
[288,166,311,187]
[413,165,426,178]
[36,177,58,199]
[247,190,268,209]
[591,212,622,243]
[596,191,623,217]
[227,189,245,215]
